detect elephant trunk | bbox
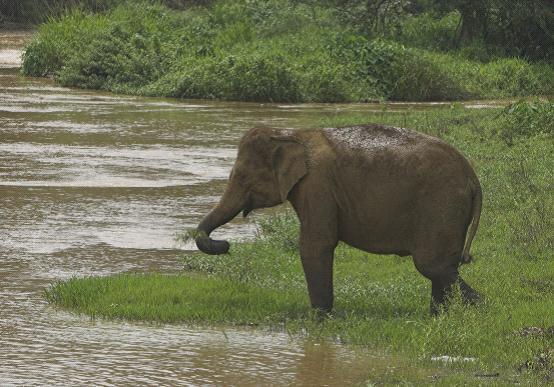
[195,189,245,255]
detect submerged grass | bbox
[46,104,554,383]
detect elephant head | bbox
[195,127,308,255]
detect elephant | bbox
[195,124,482,315]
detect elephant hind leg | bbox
[429,273,456,315]
[413,251,481,315]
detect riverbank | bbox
[46,104,554,384]
[21,0,554,103]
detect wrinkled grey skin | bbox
[196,125,482,315]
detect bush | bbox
[21,0,554,102]
[143,52,301,101]
[496,100,554,144]
[58,26,164,90]
[390,49,473,101]
[21,10,101,77]
[0,0,121,24]
[477,59,554,98]
[220,53,300,102]
[394,11,460,51]
[0,0,214,24]
[142,57,224,99]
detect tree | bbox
[432,0,552,60]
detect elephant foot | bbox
[312,306,333,322]
[459,279,482,305]
[430,303,439,316]
[430,277,482,316]
[430,297,450,316]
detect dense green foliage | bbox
[0,0,208,24]
[496,99,554,144]
[422,0,553,60]
[0,0,119,25]
[7,0,553,63]
[296,0,553,61]
[47,105,554,383]
[21,0,554,102]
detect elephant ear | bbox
[271,135,308,202]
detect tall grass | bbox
[21,0,554,102]
[0,0,210,24]
[0,0,122,25]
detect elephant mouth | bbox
[242,196,253,218]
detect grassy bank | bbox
[46,101,554,383]
[21,0,554,102]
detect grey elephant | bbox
[195,124,482,315]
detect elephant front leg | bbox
[300,238,336,313]
[289,180,338,315]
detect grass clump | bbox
[495,99,554,144]
[22,0,554,102]
[47,106,554,383]
[45,273,308,324]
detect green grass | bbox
[0,0,197,24]
[21,0,554,102]
[46,103,554,383]
[45,273,308,324]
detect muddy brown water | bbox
[1,31,507,385]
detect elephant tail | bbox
[461,179,482,264]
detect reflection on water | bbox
[0,30,502,385]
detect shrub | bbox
[361,39,404,98]
[0,0,121,24]
[219,53,300,102]
[21,10,103,77]
[394,11,460,51]
[496,99,554,144]
[142,57,222,99]
[58,26,164,90]
[390,49,473,101]
[147,53,301,102]
[349,40,472,101]
[478,59,554,98]
[21,0,554,102]
[300,62,362,102]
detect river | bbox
[1,30,500,385]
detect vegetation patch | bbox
[495,99,554,144]
[45,273,308,324]
[47,106,554,383]
[21,0,554,102]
